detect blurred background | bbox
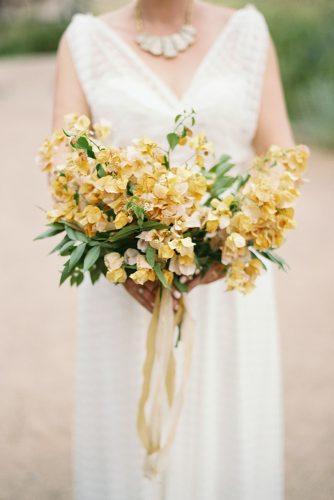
[0,1,333,499]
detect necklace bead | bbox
[135,1,197,59]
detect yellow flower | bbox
[95,175,125,194]
[228,213,253,238]
[124,248,140,265]
[206,219,219,233]
[153,182,169,199]
[169,254,196,276]
[158,244,175,260]
[114,211,129,229]
[104,252,124,272]
[85,206,103,224]
[134,137,158,156]
[221,232,248,265]
[71,151,91,175]
[106,268,127,283]
[188,174,207,200]
[70,114,91,133]
[163,270,174,286]
[136,254,152,269]
[169,236,195,256]
[188,133,214,155]
[130,268,156,285]
[93,121,111,140]
[226,258,262,293]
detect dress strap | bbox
[65,14,107,108]
[222,5,270,139]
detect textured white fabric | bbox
[66,5,284,499]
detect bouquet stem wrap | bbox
[137,287,195,478]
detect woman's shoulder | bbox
[200,2,266,24]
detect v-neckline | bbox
[86,7,247,107]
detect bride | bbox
[53,1,294,498]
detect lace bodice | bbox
[66,4,269,170]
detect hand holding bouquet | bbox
[36,111,309,476]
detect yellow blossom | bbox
[93,121,111,140]
[106,268,127,283]
[114,211,130,229]
[163,270,174,286]
[158,244,175,260]
[221,232,248,265]
[130,268,156,285]
[104,252,124,272]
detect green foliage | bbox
[0,18,67,56]
[219,0,334,148]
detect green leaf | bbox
[141,221,169,231]
[59,261,71,286]
[34,226,64,241]
[174,114,182,123]
[49,235,69,254]
[47,222,65,230]
[209,154,231,172]
[249,248,268,270]
[167,132,179,151]
[65,225,78,240]
[96,164,107,178]
[76,272,84,286]
[65,225,89,243]
[234,173,251,191]
[62,128,71,137]
[69,242,87,271]
[173,277,189,293]
[127,201,145,226]
[108,221,168,243]
[154,263,171,289]
[71,271,84,287]
[89,265,102,285]
[210,175,237,199]
[126,182,135,195]
[162,155,170,169]
[83,246,101,272]
[72,136,95,159]
[76,136,89,148]
[74,191,79,205]
[59,240,76,256]
[105,208,116,219]
[108,223,140,243]
[145,246,156,268]
[259,250,289,272]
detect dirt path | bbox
[0,55,333,500]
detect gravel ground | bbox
[0,55,333,500]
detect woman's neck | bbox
[133,0,197,29]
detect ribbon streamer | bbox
[137,287,195,478]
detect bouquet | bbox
[36,111,309,476]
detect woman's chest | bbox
[89,70,251,144]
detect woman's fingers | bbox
[123,279,156,312]
[202,262,226,284]
[187,263,226,291]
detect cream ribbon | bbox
[137,287,195,478]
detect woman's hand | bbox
[123,262,225,312]
[186,262,226,293]
[123,280,181,313]
[123,279,158,313]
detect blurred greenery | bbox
[0,0,333,148]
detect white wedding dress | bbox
[66,5,283,499]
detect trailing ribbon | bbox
[137,287,195,478]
